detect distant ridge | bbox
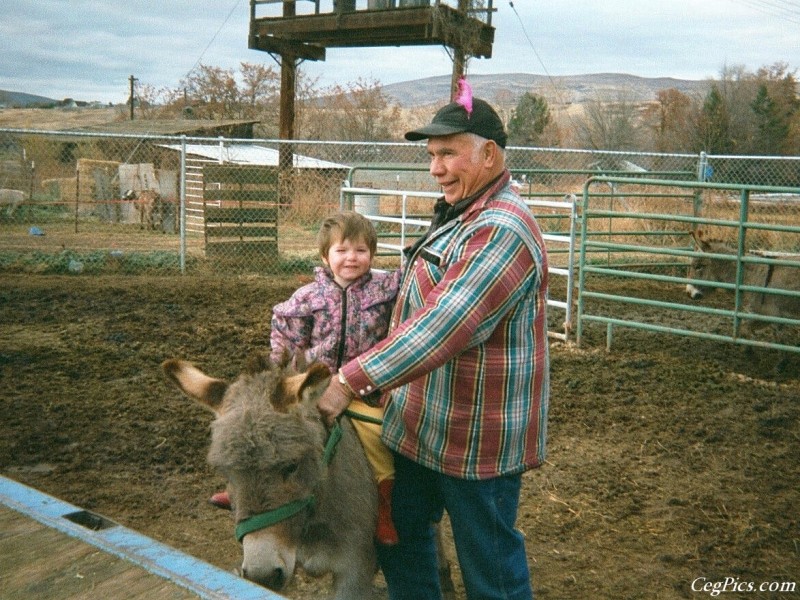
[0,90,58,108]
[2,73,713,113]
[381,73,712,108]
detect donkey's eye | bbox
[281,463,299,480]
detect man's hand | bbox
[317,378,353,426]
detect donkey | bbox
[124,188,164,230]
[0,188,26,216]
[686,230,800,337]
[163,354,378,599]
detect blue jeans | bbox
[376,452,533,600]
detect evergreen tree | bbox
[751,63,800,155]
[695,85,733,154]
[507,92,552,146]
[751,84,789,155]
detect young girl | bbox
[211,211,401,545]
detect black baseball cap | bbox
[405,97,507,148]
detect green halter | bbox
[234,419,343,543]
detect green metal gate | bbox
[575,176,800,354]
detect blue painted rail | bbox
[0,475,286,600]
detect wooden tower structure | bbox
[248,0,496,145]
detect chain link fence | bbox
[1,128,798,277]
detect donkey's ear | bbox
[297,363,332,409]
[278,363,331,412]
[690,229,710,250]
[162,359,228,414]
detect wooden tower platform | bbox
[247,0,497,156]
[249,1,495,62]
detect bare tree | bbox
[239,62,280,120]
[576,93,642,151]
[180,64,240,119]
[713,64,759,153]
[300,78,401,142]
[643,88,697,153]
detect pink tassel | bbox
[454,77,473,117]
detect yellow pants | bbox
[347,399,394,483]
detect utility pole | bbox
[450,0,470,97]
[277,0,296,208]
[129,75,138,120]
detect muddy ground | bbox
[1,273,798,599]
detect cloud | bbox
[1,0,798,103]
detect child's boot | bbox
[209,490,231,510]
[376,478,399,546]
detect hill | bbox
[0,90,59,108]
[381,72,712,108]
[0,73,714,130]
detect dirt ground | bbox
[1,273,798,599]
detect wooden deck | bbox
[0,505,200,599]
[0,476,285,600]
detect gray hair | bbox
[466,132,505,162]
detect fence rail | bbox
[575,176,800,354]
[340,185,581,342]
[2,128,798,351]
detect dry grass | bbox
[0,107,123,130]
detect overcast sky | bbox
[2,0,799,104]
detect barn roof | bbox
[159,143,350,170]
[69,119,260,137]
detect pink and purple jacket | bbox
[270,266,401,373]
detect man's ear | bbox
[484,140,500,166]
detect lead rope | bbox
[344,408,384,426]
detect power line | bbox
[185,0,244,80]
[726,0,800,25]
[507,1,580,130]
[120,0,243,170]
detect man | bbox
[318,95,550,600]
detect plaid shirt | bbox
[341,171,549,480]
